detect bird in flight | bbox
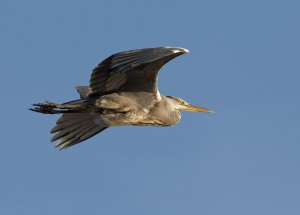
[30,47,213,149]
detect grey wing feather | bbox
[51,113,108,149]
[89,47,189,98]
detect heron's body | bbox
[31,47,212,149]
[88,92,181,127]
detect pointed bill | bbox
[184,104,214,113]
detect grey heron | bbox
[30,47,213,149]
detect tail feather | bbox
[51,113,108,149]
[76,86,91,99]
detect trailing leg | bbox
[29,101,87,114]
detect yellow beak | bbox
[183,104,214,113]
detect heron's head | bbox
[166,96,213,113]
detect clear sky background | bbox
[1,0,299,214]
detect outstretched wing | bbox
[89,47,189,100]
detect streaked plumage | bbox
[30,47,212,149]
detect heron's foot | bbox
[35,101,60,108]
[29,102,60,114]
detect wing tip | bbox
[160,46,189,54]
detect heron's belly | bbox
[99,109,177,127]
[99,109,150,126]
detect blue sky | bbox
[1,0,299,214]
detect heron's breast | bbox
[147,108,181,126]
